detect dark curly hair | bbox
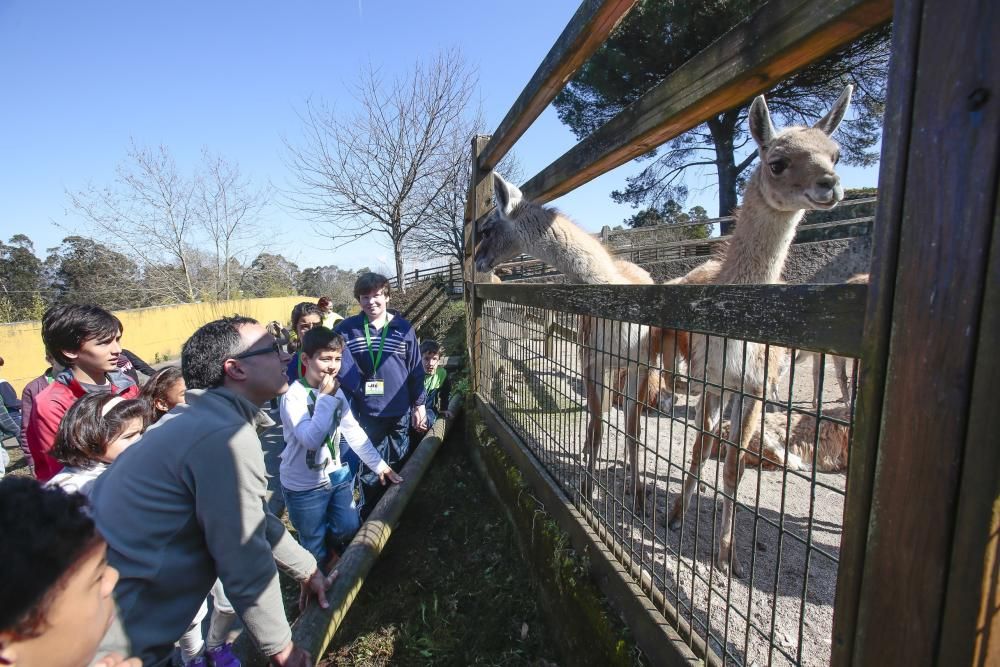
[141,366,185,422]
[50,393,149,468]
[42,304,123,368]
[181,315,258,390]
[0,477,101,640]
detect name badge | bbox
[365,379,385,396]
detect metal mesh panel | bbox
[477,299,857,667]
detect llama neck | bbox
[524,208,625,284]
[720,169,804,284]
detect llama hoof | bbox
[716,549,746,579]
[630,483,649,516]
[667,502,684,530]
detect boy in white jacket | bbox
[279,327,402,565]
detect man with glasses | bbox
[91,316,333,667]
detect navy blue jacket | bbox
[335,311,425,418]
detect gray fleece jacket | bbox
[91,387,316,664]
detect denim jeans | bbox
[356,411,410,517]
[282,471,361,563]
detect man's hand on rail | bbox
[298,567,338,612]
[269,642,312,666]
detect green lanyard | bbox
[363,320,390,374]
[298,379,340,468]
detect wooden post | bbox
[834,0,1000,664]
[465,135,492,393]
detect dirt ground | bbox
[483,321,856,667]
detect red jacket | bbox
[25,370,140,481]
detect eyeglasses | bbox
[232,341,282,360]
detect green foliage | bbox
[0,235,45,321]
[46,236,145,310]
[239,252,300,298]
[295,264,362,311]
[623,200,712,240]
[554,0,890,218]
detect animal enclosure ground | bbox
[319,436,561,666]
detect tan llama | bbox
[666,86,854,577]
[475,174,661,510]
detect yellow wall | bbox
[0,296,308,395]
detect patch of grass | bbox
[320,439,558,666]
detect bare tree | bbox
[68,141,200,301]
[407,118,524,266]
[283,49,477,288]
[196,150,270,300]
[68,142,269,303]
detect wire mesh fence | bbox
[476,296,858,667]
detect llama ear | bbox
[748,95,775,148]
[492,172,523,216]
[814,85,853,136]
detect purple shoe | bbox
[205,643,241,667]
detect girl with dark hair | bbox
[286,301,323,380]
[46,393,148,497]
[140,366,186,422]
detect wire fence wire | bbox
[476,299,858,667]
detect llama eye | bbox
[769,159,789,175]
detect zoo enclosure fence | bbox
[463,0,998,664]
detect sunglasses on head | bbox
[232,340,282,360]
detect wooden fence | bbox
[463,0,999,665]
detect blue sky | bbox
[0,1,879,274]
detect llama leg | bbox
[625,366,648,513]
[718,395,761,578]
[835,356,851,405]
[581,367,603,499]
[667,390,722,529]
[543,311,557,359]
[812,353,822,410]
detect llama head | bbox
[749,85,853,212]
[474,173,526,272]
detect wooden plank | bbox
[938,182,1000,666]
[478,0,638,171]
[475,282,866,356]
[519,0,892,204]
[849,0,1000,663]
[466,136,491,393]
[474,395,704,667]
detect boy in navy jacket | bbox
[335,273,425,515]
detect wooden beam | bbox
[475,282,866,357]
[519,0,892,204]
[466,136,491,393]
[829,1,923,660]
[478,0,638,171]
[846,0,1000,663]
